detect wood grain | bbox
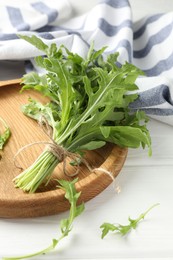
[0,82,127,218]
[0,78,21,87]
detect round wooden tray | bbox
[0,80,127,218]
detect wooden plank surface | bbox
[0,82,127,218]
[0,78,21,87]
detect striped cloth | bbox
[0,0,173,126]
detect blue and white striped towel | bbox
[0,0,173,126]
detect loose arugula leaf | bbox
[3,178,84,260]
[0,117,11,150]
[100,203,159,239]
[14,35,152,192]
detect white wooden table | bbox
[1,1,173,259]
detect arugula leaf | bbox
[100,203,159,239]
[3,178,84,260]
[18,34,48,53]
[14,35,152,192]
[0,117,11,150]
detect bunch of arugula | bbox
[14,35,151,193]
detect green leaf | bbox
[100,126,110,138]
[69,157,82,166]
[79,141,106,150]
[86,42,107,64]
[18,34,48,53]
[48,43,58,57]
[89,45,107,63]
[100,223,118,239]
[60,218,70,234]
[106,52,119,71]
[35,56,45,68]
[21,72,41,86]
[0,117,11,150]
[103,125,151,151]
[100,203,159,238]
[75,203,85,217]
[52,239,58,248]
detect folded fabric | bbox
[0,0,173,125]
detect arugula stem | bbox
[135,203,160,223]
[2,200,74,260]
[3,179,84,260]
[14,150,59,193]
[2,243,56,260]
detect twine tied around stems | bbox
[13,116,120,191]
[13,116,83,177]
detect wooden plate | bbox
[0,80,127,218]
